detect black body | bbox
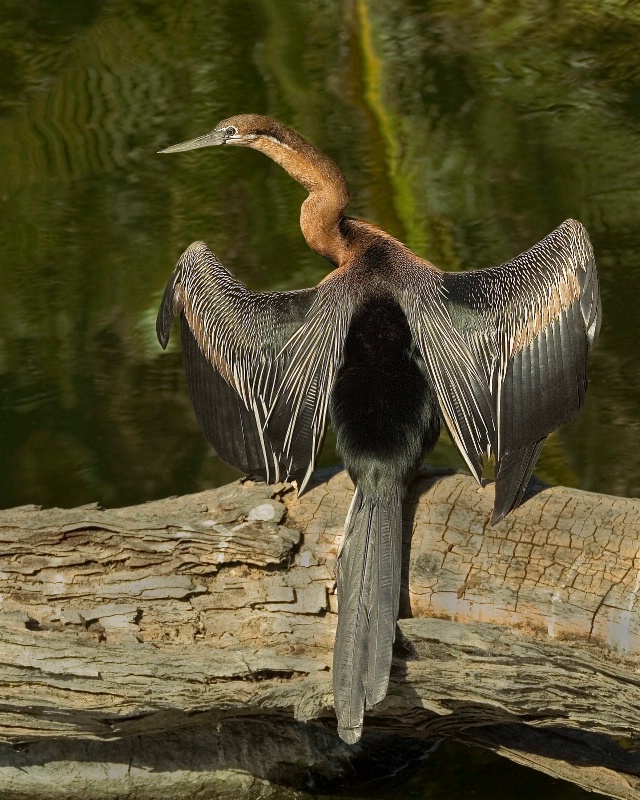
[331,293,440,495]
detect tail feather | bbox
[333,487,402,743]
[365,491,402,708]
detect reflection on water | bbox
[2,1,640,510]
[0,3,637,794]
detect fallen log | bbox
[0,468,639,799]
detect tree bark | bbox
[1,468,640,799]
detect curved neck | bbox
[248,131,350,265]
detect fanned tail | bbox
[333,487,402,744]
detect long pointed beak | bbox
[158,129,226,154]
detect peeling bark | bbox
[0,468,639,799]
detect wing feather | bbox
[399,219,601,522]
[156,242,352,488]
[179,317,271,479]
[268,274,356,491]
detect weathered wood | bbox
[0,468,639,799]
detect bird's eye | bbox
[225,126,237,137]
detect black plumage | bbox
[156,114,601,743]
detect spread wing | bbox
[400,219,601,523]
[156,242,352,491]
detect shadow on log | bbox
[1,468,640,799]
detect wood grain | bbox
[0,469,639,798]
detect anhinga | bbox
[156,114,601,744]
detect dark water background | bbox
[1,1,639,797]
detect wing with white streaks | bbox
[156,241,351,489]
[267,271,356,491]
[399,219,601,523]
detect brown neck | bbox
[248,129,350,265]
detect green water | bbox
[1,0,639,796]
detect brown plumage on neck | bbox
[220,114,351,266]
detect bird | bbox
[156,114,601,744]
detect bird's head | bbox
[158,114,292,154]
